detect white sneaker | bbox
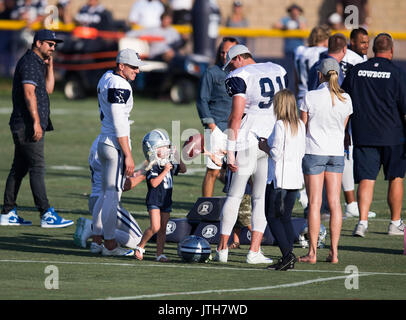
[213,248,228,263]
[90,242,104,254]
[102,245,134,256]
[388,221,405,236]
[297,188,308,209]
[352,223,368,237]
[345,202,376,218]
[246,250,273,264]
[0,208,32,226]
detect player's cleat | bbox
[73,218,84,247]
[90,242,104,254]
[40,207,74,228]
[345,202,376,218]
[388,221,405,236]
[246,250,273,264]
[352,223,368,237]
[0,208,32,226]
[213,248,228,263]
[102,245,134,256]
[74,217,92,248]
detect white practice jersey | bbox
[225,62,288,150]
[340,48,367,77]
[295,45,327,101]
[89,135,102,197]
[97,70,133,150]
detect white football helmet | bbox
[178,235,212,263]
[142,129,174,167]
[298,222,327,249]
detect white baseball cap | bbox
[116,48,146,67]
[223,44,251,70]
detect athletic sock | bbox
[359,220,368,228]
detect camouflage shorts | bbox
[236,194,252,228]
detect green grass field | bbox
[0,78,405,304]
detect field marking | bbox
[1,259,405,300]
[1,259,405,277]
[105,273,376,300]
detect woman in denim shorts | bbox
[299,58,353,264]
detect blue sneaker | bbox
[0,208,32,226]
[41,207,74,228]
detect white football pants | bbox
[92,142,126,240]
[342,145,355,192]
[220,145,268,236]
[89,195,142,248]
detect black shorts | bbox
[353,144,406,182]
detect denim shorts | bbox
[302,154,345,175]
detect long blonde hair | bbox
[273,89,300,136]
[323,71,346,106]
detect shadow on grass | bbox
[0,233,98,258]
[338,245,403,255]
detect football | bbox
[182,133,204,160]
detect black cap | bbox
[287,4,303,13]
[33,29,64,44]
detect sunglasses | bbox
[125,64,139,70]
[43,41,57,48]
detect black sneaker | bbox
[277,253,296,271]
[267,259,283,270]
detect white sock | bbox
[359,220,368,228]
[391,219,401,227]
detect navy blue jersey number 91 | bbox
[258,76,283,109]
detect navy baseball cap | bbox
[33,29,64,44]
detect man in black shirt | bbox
[342,33,406,237]
[0,30,73,228]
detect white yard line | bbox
[1,259,405,276]
[1,259,404,300]
[105,273,376,300]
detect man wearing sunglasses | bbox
[1,29,74,228]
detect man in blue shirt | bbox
[307,33,347,91]
[196,37,238,197]
[342,33,406,237]
[0,30,73,228]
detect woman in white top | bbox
[259,89,306,271]
[299,58,353,264]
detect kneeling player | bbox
[73,135,145,253]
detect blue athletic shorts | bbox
[302,154,345,175]
[353,144,406,182]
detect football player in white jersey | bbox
[341,28,369,77]
[73,135,146,253]
[214,45,288,264]
[91,48,146,256]
[294,25,330,107]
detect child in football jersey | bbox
[135,145,186,262]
